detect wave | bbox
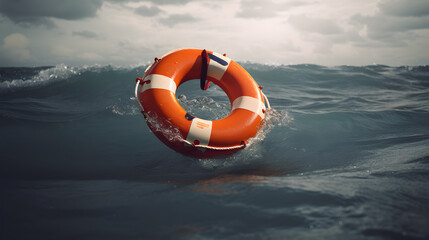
[1,63,428,92]
[0,64,80,91]
[1,63,429,240]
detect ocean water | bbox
[1,63,428,239]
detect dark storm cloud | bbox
[0,0,103,26]
[0,0,196,27]
[159,14,197,27]
[134,5,162,17]
[72,30,99,39]
[379,0,429,17]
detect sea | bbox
[1,63,428,239]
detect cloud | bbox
[78,52,103,61]
[159,14,197,27]
[289,15,342,35]
[351,14,429,34]
[1,33,32,61]
[0,0,196,27]
[0,0,427,66]
[51,45,74,58]
[350,14,429,48]
[106,0,193,5]
[279,41,301,52]
[379,0,429,17]
[0,0,103,27]
[237,0,307,19]
[236,0,278,18]
[134,5,162,17]
[147,0,192,4]
[349,0,429,49]
[72,30,100,39]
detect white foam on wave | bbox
[248,108,294,145]
[0,64,148,92]
[197,108,294,169]
[0,64,80,91]
[144,111,184,143]
[107,96,141,116]
[138,92,294,165]
[107,104,141,116]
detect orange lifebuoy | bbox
[135,49,270,158]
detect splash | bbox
[107,97,141,116]
[177,94,230,120]
[249,108,294,145]
[197,108,294,169]
[0,64,80,91]
[143,93,293,164]
[144,111,184,143]
[107,104,140,116]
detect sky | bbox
[0,0,428,67]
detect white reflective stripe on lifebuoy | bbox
[142,74,177,93]
[207,52,231,80]
[232,96,266,119]
[186,118,212,146]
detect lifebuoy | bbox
[135,49,270,158]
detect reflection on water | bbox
[171,169,287,195]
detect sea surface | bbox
[1,63,428,239]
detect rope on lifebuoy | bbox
[135,78,144,111]
[261,90,271,110]
[182,139,246,150]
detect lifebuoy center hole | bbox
[176,80,231,120]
